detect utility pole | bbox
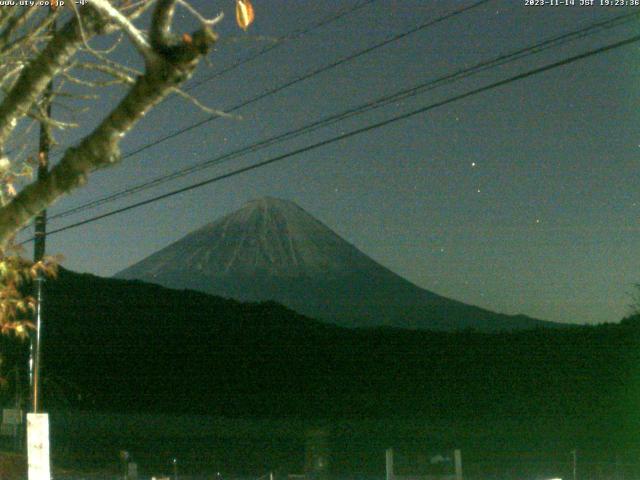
[30,6,57,414]
[26,70,53,480]
[27,11,55,480]
[30,72,52,414]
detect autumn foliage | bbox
[0,245,58,338]
[236,0,255,30]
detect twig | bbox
[170,87,239,119]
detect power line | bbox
[44,0,493,220]
[47,9,640,222]
[185,0,379,92]
[184,0,487,93]
[47,0,492,168]
[21,31,640,243]
[9,0,377,162]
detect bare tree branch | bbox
[90,0,154,59]
[170,86,237,119]
[150,0,177,53]
[0,0,219,245]
[0,8,40,50]
[0,10,58,56]
[0,8,108,150]
[0,0,242,333]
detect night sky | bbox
[17,0,640,325]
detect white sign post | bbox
[27,413,51,480]
[386,448,394,480]
[454,449,463,480]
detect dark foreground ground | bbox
[1,275,638,478]
[0,412,633,480]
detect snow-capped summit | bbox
[116,197,557,331]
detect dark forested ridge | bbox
[23,270,637,420]
[2,268,639,462]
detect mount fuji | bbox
[115,197,557,331]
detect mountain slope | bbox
[116,197,557,331]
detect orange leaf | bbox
[236,0,255,31]
[50,0,57,11]
[182,33,193,44]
